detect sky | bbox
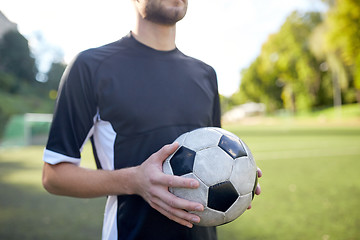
[1,0,326,96]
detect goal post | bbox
[1,113,53,147]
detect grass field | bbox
[219,124,360,240]
[0,115,359,239]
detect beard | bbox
[143,0,188,25]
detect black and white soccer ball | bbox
[163,127,258,227]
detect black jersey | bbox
[43,33,221,240]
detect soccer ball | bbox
[163,127,258,227]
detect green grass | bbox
[299,103,360,119]
[1,121,360,239]
[0,145,105,240]
[218,124,360,240]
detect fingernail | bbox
[191,217,200,223]
[195,205,203,212]
[190,180,198,188]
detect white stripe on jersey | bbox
[92,118,116,171]
[102,196,118,240]
[93,117,118,239]
[44,114,118,239]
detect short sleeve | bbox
[43,53,98,165]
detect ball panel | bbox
[240,139,255,163]
[162,160,173,175]
[224,193,252,224]
[193,147,233,186]
[182,127,222,151]
[212,127,239,140]
[170,173,209,206]
[193,207,225,227]
[230,156,257,195]
[174,132,188,146]
[208,181,239,212]
[169,146,196,176]
[218,135,247,159]
[171,173,208,207]
[162,127,258,227]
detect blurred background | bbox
[0,0,359,239]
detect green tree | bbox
[0,70,19,93]
[0,30,58,138]
[0,30,37,86]
[230,1,359,115]
[236,11,323,113]
[43,61,66,99]
[309,23,348,109]
[325,0,360,103]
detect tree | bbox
[0,30,59,138]
[309,20,348,109]
[236,11,323,113]
[230,1,359,115]
[43,61,67,100]
[325,0,360,103]
[0,70,18,93]
[0,30,37,86]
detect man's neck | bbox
[132,18,177,51]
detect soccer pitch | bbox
[219,124,360,240]
[0,124,359,239]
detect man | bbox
[42,0,262,239]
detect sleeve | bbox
[43,52,98,165]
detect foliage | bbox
[235,11,323,113]
[0,30,37,84]
[0,30,64,138]
[0,71,18,94]
[232,0,360,113]
[325,0,360,101]
[43,61,66,99]
[326,0,360,67]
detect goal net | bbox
[1,113,52,147]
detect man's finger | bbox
[158,174,199,189]
[150,201,195,228]
[164,191,203,212]
[153,142,179,163]
[151,194,203,225]
[255,183,261,195]
[257,167,263,178]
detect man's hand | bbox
[247,167,263,210]
[133,142,204,228]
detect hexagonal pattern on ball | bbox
[230,156,257,196]
[162,158,173,175]
[173,132,188,146]
[193,147,234,186]
[212,127,239,140]
[208,181,239,212]
[224,193,252,224]
[218,134,247,159]
[182,128,222,152]
[194,207,225,227]
[171,173,208,207]
[169,146,196,176]
[241,139,255,161]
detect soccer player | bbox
[42,0,262,239]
